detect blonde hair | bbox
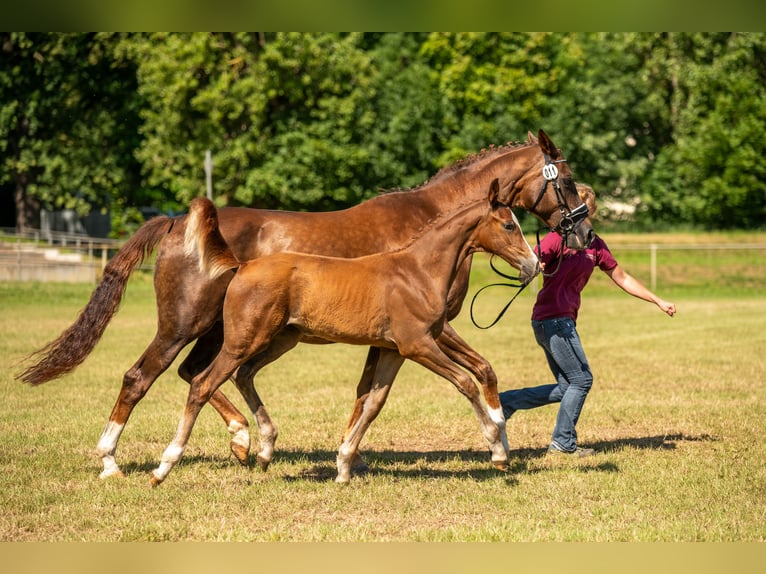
[575,183,597,217]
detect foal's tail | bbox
[16,215,175,386]
[184,197,241,280]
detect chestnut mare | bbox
[150,178,539,484]
[18,129,594,480]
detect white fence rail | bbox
[0,228,129,283]
[2,228,766,287]
[612,242,766,290]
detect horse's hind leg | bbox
[230,328,303,471]
[339,347,384,474]
[150,351,243,486]
[151,301,284,486]
[336,349,405,483]
[96,333,189,478]
[178,325,252,466]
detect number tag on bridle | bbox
[542,163,559,181]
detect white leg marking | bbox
[96,422,125,479]
[228,421,251,451]
[151,442,186,484]
[335,443,354,483]
[488,406,510,454]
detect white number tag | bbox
[542,164,558,181]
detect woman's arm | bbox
[605,265,676,317]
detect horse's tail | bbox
[184,197,241,280]
[16,215,175,386]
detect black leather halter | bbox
[469,152,590,329]
[531,153,590,236]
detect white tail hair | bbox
[183,197,240,279]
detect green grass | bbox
[1,236,764,542]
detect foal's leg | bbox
[434,322,508,454]
[95,332,187,479]
[178,325,252,467]
[336,348,405,483]
[230,329,303,471]
[150,309,287,486]
[341,326,506,474]
[399,336,509,471]
[96,258,248,479]
[95,329,249,479]
[150,351,244,486]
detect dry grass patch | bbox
[1,241,764,541]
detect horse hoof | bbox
[256,454,270,472]
[492,461,509,472]
[99,469,125,480]
[230,442,250,466]
[149,472,164,487]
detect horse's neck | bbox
[427,143,536,204]
[403,202,483,293]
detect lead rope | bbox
[469,255,531,329]
[537,226,566,278]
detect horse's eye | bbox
[503,222,516,232]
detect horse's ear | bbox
[488,178,500,204]
[538,129,561,159]
[527,131,538,144]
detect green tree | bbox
[358,32,446,189]
[540,33,673,221]
[640,33,766,228]
[0,32,142,232]
[4,33,764,231]
[419,32,562,166]
[123,32,392,211]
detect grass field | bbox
[0,233,764,543]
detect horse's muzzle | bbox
[519,258,542,286]
[564,220,595,250]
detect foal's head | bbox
[473,179,540,285]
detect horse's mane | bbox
[376,140,530,195]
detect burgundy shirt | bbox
[531,233,618,322]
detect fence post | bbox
[650,243,657,291]
[205,149,213,200]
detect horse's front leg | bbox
[336,348,405,483]
[435,322,508,455]
[399,337,509,472]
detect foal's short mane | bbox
[383,195,486,254]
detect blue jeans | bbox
[499,317,593,452]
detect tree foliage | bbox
[2,32,765,232]
[0,33,142,231]
[640,33,766,228]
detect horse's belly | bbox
[289,316,395,348]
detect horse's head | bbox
[522,129,595,249]
[473,178,540,285]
